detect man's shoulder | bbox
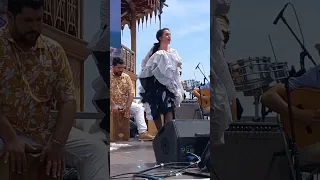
[122,72,131,79]
[39,35,64,51]
[0,28,10,46]
[288,65,320,90]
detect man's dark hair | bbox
[8,0,44,16]
[112,57,124,66]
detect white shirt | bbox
[141,48,182,71]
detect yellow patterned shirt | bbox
[0,26,75,145]
[110,70,134,109]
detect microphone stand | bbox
[280,16,316,67]
[279,16,307,180]
[196,66,209,119]
[297,50,307,77]
[284,77,301,180]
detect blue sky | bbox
[110,1,121,49]
[110,0,120,32]
[121,0,210,87]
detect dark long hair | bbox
[150,28,170,57]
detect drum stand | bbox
[244,88,267,122]
[253,95,261,122]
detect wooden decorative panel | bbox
[121,45,136,74]
[121,0,162,28]
[43,0,82,39]
[110,111,130,142]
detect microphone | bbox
[273,3,289,25]
[195,62,200,70]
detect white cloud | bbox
[174,21,210,37]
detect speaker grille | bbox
[161,137,170,155]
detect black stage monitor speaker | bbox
[211,121,291,180]
[175,100,202,119]
[153,120,210,163]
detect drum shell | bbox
[270,62,289,82]
[229,57,272,92]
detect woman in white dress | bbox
[139,28,184,130]
[211,0,237,145]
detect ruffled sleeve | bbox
[141,47,153,70]
[170,48,182,67]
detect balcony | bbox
[121,44,136,74]
[43,0,83,39]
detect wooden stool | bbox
[0,153,55,180]
[110,110,130,141]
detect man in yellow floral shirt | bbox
[111,57,154,140]
[0,0,108,179]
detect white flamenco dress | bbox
[139,49,185,121]
[211,0,237,145]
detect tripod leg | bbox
[197,103,204,119]
[277,119,296,179]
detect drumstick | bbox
[268,35,278,62]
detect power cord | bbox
[211,165,221,180]
[110,162,191,179]
[287,3,304,45]
[110,153,202,179]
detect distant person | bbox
[139,28,185,131]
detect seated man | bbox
[261,64,320,165]
[111,57,154,140]
[192,82,210,115]
[0,1,108,180]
